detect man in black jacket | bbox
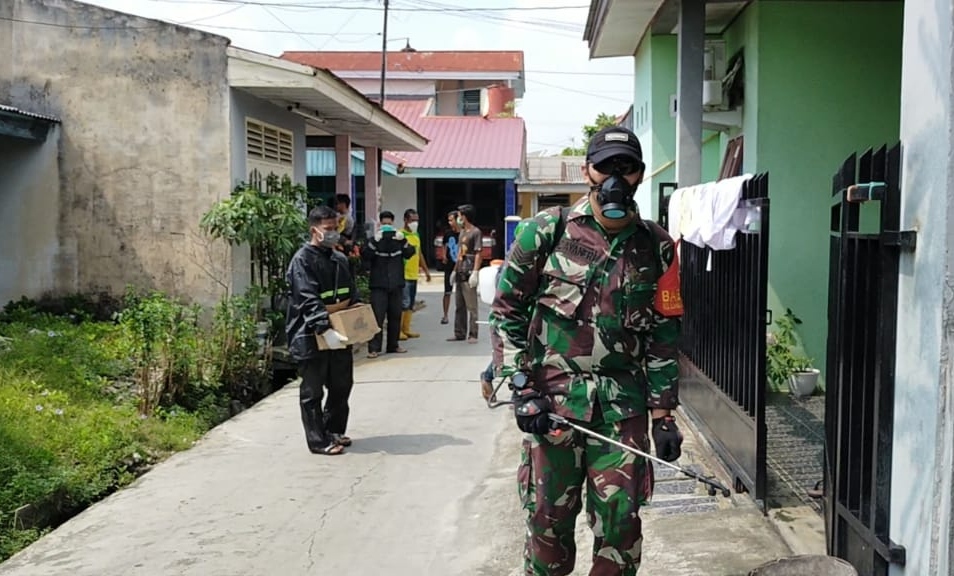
[285,205,359,456]
[361,210,415,358]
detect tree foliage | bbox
[561,112,619,156]
[199,173,319,306]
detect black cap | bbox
[586,126,644,166]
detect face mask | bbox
[456,218,464,227]
[319,230,340,247]
[380,224,395,233]
[408,222,419,233]
[591,158,640,220]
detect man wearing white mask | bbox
[284,205,358,456]
[400,208,431,340]
[362,211,415,358]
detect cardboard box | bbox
[316,303,380,350]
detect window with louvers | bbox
[246,119,293,166]
[461,90,481,117]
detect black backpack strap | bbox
[642,219,668,276]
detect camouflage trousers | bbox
[518,414,654,576]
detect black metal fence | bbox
[676,173,771,508]
[825,145,909,573]
[657,182,677,229]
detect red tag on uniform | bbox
[654,240,684,317]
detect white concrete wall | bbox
[345,78,435,98]
[0,0,232,308]
[228,88,307,297]
[0,129,62,306]
[890,0,954,573]
[380,175,417,218]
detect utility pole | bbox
[379,0,389,106]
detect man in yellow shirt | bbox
[400,208,431,339]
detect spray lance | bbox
[485,373,732,498]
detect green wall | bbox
[627,0,902,389]
[723,2,760,172]
[636,33,728,220]
[633,35,655,216]
[749,1,903,385]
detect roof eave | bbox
[584,0,661,59]
[227,47,428,152]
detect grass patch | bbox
[0,292,272,562]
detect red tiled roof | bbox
[281,51,524,74]
[380,99,525,171]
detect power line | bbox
[401,0,583,33]
[261,4,321,49]
[143,0,589,11]
[529,79,633,104]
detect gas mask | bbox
[591,157,641,220]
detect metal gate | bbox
[825,144,909,574]
[677,173,770,509]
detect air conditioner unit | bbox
[703,40,727,110]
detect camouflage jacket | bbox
[489,197,681,423]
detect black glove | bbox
[652,415,683,462]
[513,391,555,435]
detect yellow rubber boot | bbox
[403,310,420,339]
[399,310,409,340]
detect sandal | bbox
[440,317,449,324]
[333,434,353,447]
[312,443,345,456]
[368,351,380,359]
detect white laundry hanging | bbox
[668,173,754,271]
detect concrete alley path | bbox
[0,285,526,576]
[1,281,797,576]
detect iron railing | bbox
[676,173,771,509]
[825,145,909,573]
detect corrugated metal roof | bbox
[0,104,60,123]
[282,51,524,74]
[380,99,524,171]
[385,99,433,125]
[520,156,587,184]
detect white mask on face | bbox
[408,221,419,233]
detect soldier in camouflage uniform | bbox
[489,126,684,576]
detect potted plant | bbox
[767,308,819,398]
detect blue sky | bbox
[82,0,635,154]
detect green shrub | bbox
[0,290,274,561]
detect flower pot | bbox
[789,369,820,398]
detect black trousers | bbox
[368,287,403,353]
[298,349,354,451]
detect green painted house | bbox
[584,0,903,389]
[584,1,954,574]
